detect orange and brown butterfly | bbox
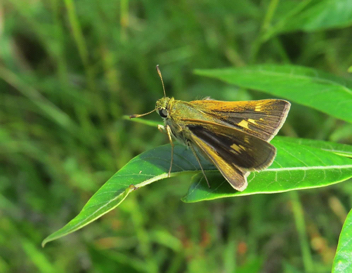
[130,65,290,191]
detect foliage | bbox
[333,209,352,273]
[1,0,352,272]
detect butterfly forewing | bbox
[190,99,290,141]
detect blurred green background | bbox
[1,0,352,272]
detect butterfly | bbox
[130,66,290,191]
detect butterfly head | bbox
[156,97,172,119]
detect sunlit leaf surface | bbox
[332,209,352,273]
[195,65,352,123]
[276,137,352,158]
[183,138,352,202]
[43,138,352,244]
[275,0,352,33]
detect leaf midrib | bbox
[267,165,352,171]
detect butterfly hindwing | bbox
[187,123,276,170]
[191,133,249,191]
[186,122,276,191]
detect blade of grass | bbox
[290,191,314,272]
[0,66,77,132]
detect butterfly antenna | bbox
[129,108,156,119]
[156,65,166,97]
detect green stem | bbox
[251,0,280,63]
[262,0,280,32]
[120,0,129,42]
[263,0,313,41]
[290,191,314,272]
[129,195,159,273]
[63,0,96,92]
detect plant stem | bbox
[290,191,314,272]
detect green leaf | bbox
[332,209,352,272]
[122,115,161,127]
[278,136,352,158]
[43,137,352,244]
[274,0,352,34]
[42,144,215,246]
[195,65,352,123]
[182,137,352,202]
[330,123,352,143]
[42,184,134,247]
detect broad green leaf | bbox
[274,0,352,34]
[182,137,352,202]
[43,137,352,244]
[278,136,352,157]
[332,209,352,273]
[195,65,352,123]
[42,144,215,246]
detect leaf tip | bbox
[41,238,49,248]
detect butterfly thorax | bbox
[155,97,208,145]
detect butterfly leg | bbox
[188,142,210,188]
[157,124,166,133]
[165,125,174,177]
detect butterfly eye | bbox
[158,108,168,118]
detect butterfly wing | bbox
[186,121,276,191]
[167,98,290,191]
[192,133,249,191]
[190,99,290,141]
